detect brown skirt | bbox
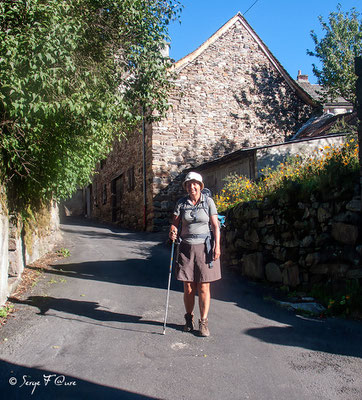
[175,241,221,283]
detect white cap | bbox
[183,172,204,190]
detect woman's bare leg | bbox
[197,282,210,320]
[183,282,197,314]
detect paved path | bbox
[1,218,362,399]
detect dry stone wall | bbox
[23,202,62,265]
[0,196,61,306]
[8,215,24,283]
[0,188,9,306]
[223,187,362,288]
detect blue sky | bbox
[168,0,361,84]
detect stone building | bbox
[88,13,318,231]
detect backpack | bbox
[177,188,225,231]
[176,188,225,268]
[201,188,226,228]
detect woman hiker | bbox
[169,172,221,337]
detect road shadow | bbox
[0,360,160,399]
[26,256,183,292]
[9,295,181,335]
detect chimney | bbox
[297,70,309,82]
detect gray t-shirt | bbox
[173,194,218,244]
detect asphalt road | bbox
[0,217,362,400]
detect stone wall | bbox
[0,197,61,307]
[223,187,362,288]
[257,134,346,172]
[8,215,24,286]
[0,187,9,306]
[23,202,62,265]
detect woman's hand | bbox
[213,243,221,261]
[169,216,180,242]
[169,226,178,242]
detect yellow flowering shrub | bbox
[215,136,359,212]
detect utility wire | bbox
[243,0,260,15]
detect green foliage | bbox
[0,304,14,318]
[0,0,182,210]
[307,4,362,107]
[215,137,359,212]
[57,248,70,258]
[311,280,362,318]
[328,116,357,135]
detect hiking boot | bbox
[199,318,210,337]
[183,313,194,332]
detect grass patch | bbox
[0,305,14,319]
[57,248,70,258]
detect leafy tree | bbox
[307,4,362,107]
[0,0,181,209]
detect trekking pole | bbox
[162,240,175,335]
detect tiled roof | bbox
[296,81,351,106]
